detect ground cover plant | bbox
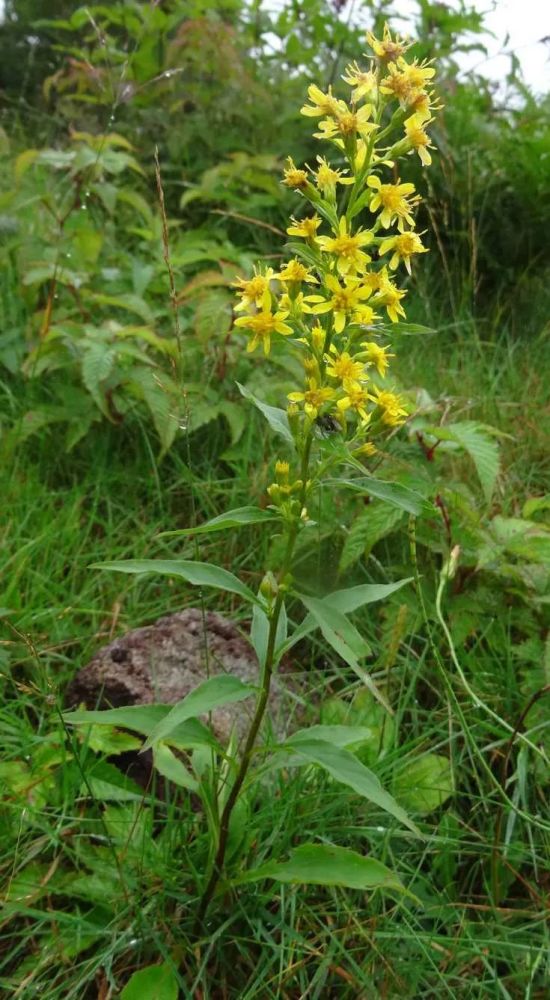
[1,1,549,997]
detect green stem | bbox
[193,436,313,933]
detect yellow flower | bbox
[235,307,293,355]
[315,103,377,143]
[282,156,309,190]
[373,270,407,322]
[353,304,378,326]
[337,380,371,422]
[360,341,395,377]
[399,58,436,92]
[367,174,418,231]
[233,267,275,312]
[325,347,366,386]
[342,62,378,102]
[361,271,383,295]
[379,229,428,273]
[317,216,374,275]
[366,25,410,62]
[276,259,318,284]
[300,83,341,118]
[287,214,322,239]
[371,387,408,426]
[288,378,335,418]
[405,114,435,166]
[313,156,354,196]
[305,274,374,334]
[310,323,326,352]
[354,440,377,458]
[275,459,290,479]
[381,58,435,108]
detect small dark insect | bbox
[315,414,341,436]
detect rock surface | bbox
[66,608,296,743]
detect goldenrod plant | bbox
[65,25,441,930]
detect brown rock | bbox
[66,608,297,743]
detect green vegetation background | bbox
[0,1,548,997]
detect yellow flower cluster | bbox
[232,25,439,492]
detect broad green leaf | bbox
[152,744,198,792]
[329,475,430,515]
[81,343,115,414]
[64,704,172,735]
[128,367,179,455]
[120,962,178,1000]
[393,754,454,816]
[90,558,259,605]
[142,675,256,750]
[285,737,420,835]
[157,506,279,539]
[80,762,145,803]
[218,399,247,445]
[63,706,218,749]
[523,495,550,519]
[428,421,500,503]
[235,843,407,895]
[340,502,404,572]
[237,382,294,445]
[85,725,141,755]
[87,292,154,323]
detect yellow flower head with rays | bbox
[342,62,378,103]
[288,378,335,418]
[367,175,418,230]
[361,341,395,377]
[233,267,275,312]
[325,346,367,387]
[305,274,374,334]
[379,230,428,273]
[287,214,322,239]
[317,217,374,275]
[234,305,293,355]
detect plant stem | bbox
[194,438,312,933]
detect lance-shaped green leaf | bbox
[62,706,219,750]
[90,558,259,604]
[292,594,390,711]
[141,675,257,750]
[328,475,431,515]
[279,578,412,656]
[231,843,409,895]
[283,737,420,835]
[237,382,294,445]
[152,743,198,792]
[157,506,279,539]
[424,421,500,503]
